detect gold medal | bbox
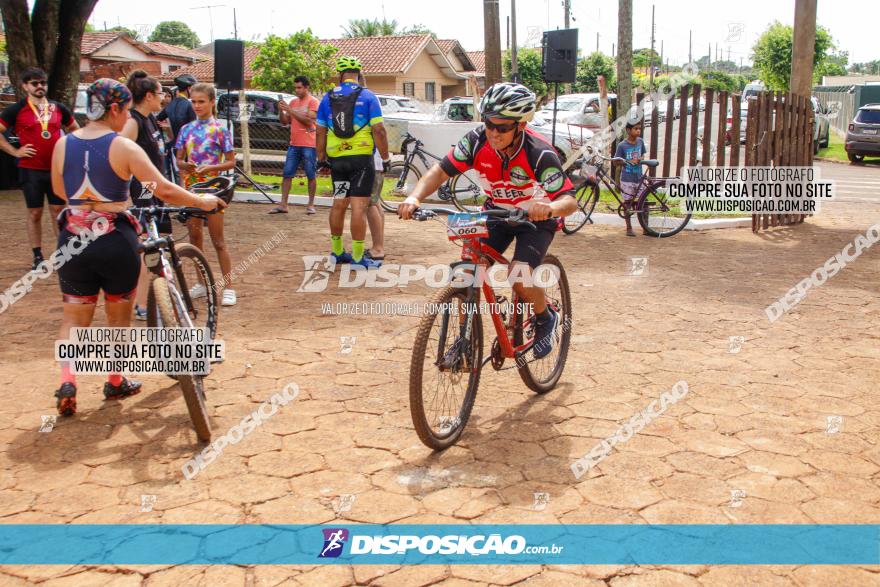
[28,98,53,139]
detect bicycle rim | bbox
[152,277,212,442]
[449,172,486,212]
[638,185,691,237]
[563,183,599,235]
[515,254,572,393]
[409,286,483,450]
[175,244,218,341]
[378,162,420,213]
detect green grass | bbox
[817,132,847,162]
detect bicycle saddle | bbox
[641,159,659,168]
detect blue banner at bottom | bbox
[0,525,877,565]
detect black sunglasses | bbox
[484,119,517,133]
[28,80,47,87]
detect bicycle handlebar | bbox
[411,206,540,231]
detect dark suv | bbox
[845,104,880,163]
[217,90,296,152]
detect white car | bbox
[437,97,593,161]
[377,94,422,114]
[536,92,618,129]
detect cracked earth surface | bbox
[0,188,878,585]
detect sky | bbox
[87,0,878,66]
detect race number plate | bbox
[447,213,489,241]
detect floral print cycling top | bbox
[175,117,233,188]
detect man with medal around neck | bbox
[0,67,79,271]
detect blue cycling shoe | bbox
[351,255,382,269]
[331,251,354,264]
[532,307,559,359]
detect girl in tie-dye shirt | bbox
[175,83,238,306]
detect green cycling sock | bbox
[331,235,344,256]
[352,240,365,262]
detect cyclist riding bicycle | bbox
[49,78,226,417]
[398,82,578,358]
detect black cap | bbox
[174,73,197,89]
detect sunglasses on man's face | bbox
[28,80,47,87]
[484,119,517,133]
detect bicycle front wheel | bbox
[514,254,572,393]
[377,162,420,213]
[638,183,691,237]
[409,286,483,450]
[448,172,485,212]
[152,277,212,442]
[562,183,599,235]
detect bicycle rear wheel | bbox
[152,277,212,442]
[448,172,485,212]
[637,183,691,237]
[562,183,599,235]
[514,254,572,393]
[377,162,420,213]
[409,286,483,450]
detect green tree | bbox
[632,47,660,70]
[573,51,616,93]
[750,21,834,91]
[252,31,337,94]
[106,25,140,41]
[400,24,436,37]
[698,71,739,93]
[341,18,398,37]
[148,21,200,49]
[816,50,848,81]
[0,0,98,105]
[502,48,546,100]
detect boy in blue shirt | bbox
[614,120,646,236]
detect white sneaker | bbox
[190,283,207,299]
[221,289,237,306]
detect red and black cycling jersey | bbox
[440,125,574,211]
[0,98,73,170]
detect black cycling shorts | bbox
[56,220,141,303]
[329,155,374,198]
[19,168,65,209]
[481,218,557,269]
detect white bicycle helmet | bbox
[479,82,537,122]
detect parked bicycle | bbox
[408,207,572,450]
[378,133,483,213]
[563,146,691,237]
[131,176,235,441]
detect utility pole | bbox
[612,42,615,57]
[791,0,817,96]
[660,39,663,75]
[233,8,238,40]
[483,0,502,87]
[564,0,571,29]
[708,43,711,71]
[648,4,655,89]
[190,4,226,43]
[506,16,510,51]
[688,30,692,64]
[511,0,519,83]
[596,32,599,53]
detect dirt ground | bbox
[0,187,879,586]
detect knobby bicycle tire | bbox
[152,277,212,442]
[378,162,420,213]
[514,254,572,393]
[409,286,483,450]
[562,182,600,235]
[638,183,692,238]
[448,173,485,212]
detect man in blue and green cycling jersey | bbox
[316,55,390,269]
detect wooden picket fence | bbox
[625,85,814,233]
[744,91,814,232]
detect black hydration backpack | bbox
[329,86,364,139]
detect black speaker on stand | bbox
[213,39,273,203]
[542,29,578,148]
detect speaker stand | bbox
[551,82,559,150]
[235,165,276,204]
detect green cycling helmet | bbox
[336,55,363,72]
